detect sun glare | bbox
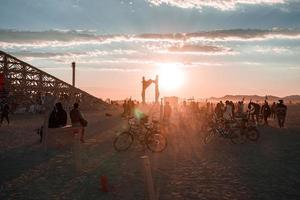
[157,63,185,91]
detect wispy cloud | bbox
[165,44,237,55]
[1,29,300,49]
[255,46,292,54]
[147,0,286,10]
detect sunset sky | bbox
[1,0,300,100]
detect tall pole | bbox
[72,62,76,87]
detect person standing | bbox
[276,100,287,128]
[70,103,87,142]
[223,101,233,121]
[122,100,127,117]
[271,102,276,119]
[261,101,271,126]
[163,102,172,124]
[0,103,10,126]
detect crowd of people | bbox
[212,99,287,127]
[121,98,288,129]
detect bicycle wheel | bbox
[203,128,215,144]
[146,133,167,153]
[113,131,134,152]
[230,129,247,144]
[247,127,260,141]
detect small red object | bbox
[100,176,109,193]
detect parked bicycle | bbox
[203,114,260,144]
[113,116,167,152]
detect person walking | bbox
[0,103,10,126]
[70,103,87,142]
[276,100,287,128]
[261,100,271,126]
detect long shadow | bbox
[0,144,63,185]
[229,127,300,199]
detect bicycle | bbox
[113,116,167,153]
[203,114,259,144]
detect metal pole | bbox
[72,62,76,87]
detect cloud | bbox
[1,29,300,50]
[147,0,286,10]
[8,50,138,62]
[166,44,237,55]
[254,46,295,54]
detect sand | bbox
[0,105,300,200]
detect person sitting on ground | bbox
[276,100,287,128]
[70,103,87,143]
[261,100,271,126]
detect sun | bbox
[156,63,185,91]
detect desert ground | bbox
[0,104,300,200]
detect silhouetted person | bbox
[214,102,223,119]
[237,101,244,116]
[0,104,10,126]
[48,106,57,128]
[261,100,271,126]
[271,102,276,119]
[48,102,67,128]
[55,102,67,127]
[276,100,287,128]
[70,103,87,142]
[163,102,172,124]
[130,100,135,116]
[230,101,235,118]
[248,101,260,124]
[223,100,233,121]
[122,100,127,117]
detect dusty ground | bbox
[0,105,300,200]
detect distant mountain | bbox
[208,95,300,102]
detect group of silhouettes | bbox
[48,102,87,142]
[122,99,136,117]
[214,99,287,128]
